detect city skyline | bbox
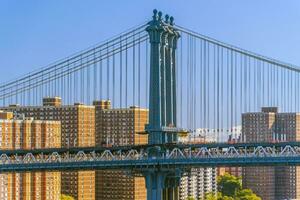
[1,3,300,200]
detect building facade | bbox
[179,168,217,200]
[178,134,217,200]
[242,107,300,200]
[0,110,61,200]
[93,100,148,200]
[1,97,95,200]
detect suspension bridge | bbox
[1,9,300,199]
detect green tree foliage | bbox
[205,174,261,200]
[217,173,241,196]
[205,192,234,200]
[60,194,75,200]
[236,189,261,200]
[186,196,195,200]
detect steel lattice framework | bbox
[1,142,300,172]
[2,9,300,200]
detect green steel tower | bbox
[144,9,181,200]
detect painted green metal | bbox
[144,9,181,200]
[145,9,180,145]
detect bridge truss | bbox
[1,9,300,200]
[1,142,300,172]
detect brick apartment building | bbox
[242,107,300,200]
[0,110,61,200]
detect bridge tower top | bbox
[145,10,181,145]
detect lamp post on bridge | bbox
[144,9,182,200]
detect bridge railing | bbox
[1,142,300,171]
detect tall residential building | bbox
[0,110,61,200]
[178,134,217,200]
[218,131,242,178]
[242,107,300,200]
[179,168,217,200]
[1,97,95,200]
[93,100,148,200]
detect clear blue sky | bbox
[1,0,300,82]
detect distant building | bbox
[242,107,300,200]
[178,134,217,200]
[1,97,95,200]
[94,100,148,200]
[0,110,61,200]
[188,126,242,143]
[218,127,242,177]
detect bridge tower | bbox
[144,10,181,200]
[146,9,180,145]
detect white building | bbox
[179,168,217,200]
[184,126,242,143]
[178,132,218,200]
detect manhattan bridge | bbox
[1,10,300,199]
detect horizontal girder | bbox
[1,142,300,172]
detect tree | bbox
[209,174,261,200]
[205,192,232,200]
[60,194,74,200]
[236,189,261,200]
[186,197,195,200]
[217,173,242,196]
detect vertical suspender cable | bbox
[138,35,141,131]
[107,43,110,101]
[262,61,264,107]
[276,65,279,107]
[294,71,296,111]
[203,40,207,140]
[297,72,299,111]
[290,70,292,111]
[226,49,229,137]
[253,59,256,110]
[216,45,220,142]
[191,36,194,132]
[230,50,233,135]
[100,50,103,100]
[80,56,84,103]
[87,56,90,104]
[207,42,210,138]
[234,51,237,139]
[126,37,128,108]
[221,47,224,142]
[133,33,136,107]
[180,34,183,128]
[244,56,247,112]
[199,38,203,140]
[120,36,123,108]
[194,37,196,133]
[194,37,196,140]
[213,44,216,141]
[67,60,70,104]
[187,35,190,130]
[54,66,57,96]
[113,44,116,108]
[258,60,261,109]
[94,48,97,102]
[267,63,270,107]
[248,56,251,111]
[146,38,149,110]
[240,54,243,139]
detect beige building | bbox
[93,100,148,200]
[242,107,300,200]
[1,97,95,200]
[0,110,61,200]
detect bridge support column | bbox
[144,169,181,200]
[145,171,165,200]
